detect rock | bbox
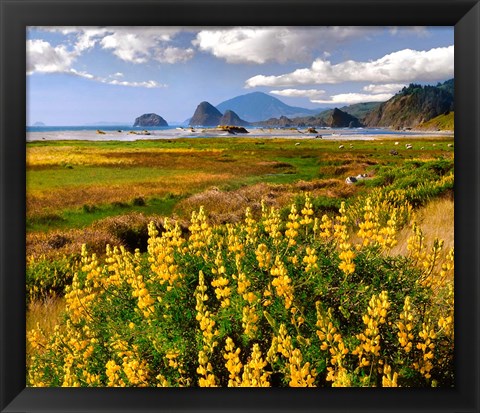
[189,101,223,126]
[133,113,168,127]
[307,127,318,134]
[219,110,250,127]
[390,149,399,156]
[217,125,249,134]
[329,108,362,128]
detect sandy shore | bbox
[26,127,454,142]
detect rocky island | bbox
[133,113,168,127]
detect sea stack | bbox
[189,102,223,126]
[219,110,250,126]
[133,113,168,127]
[328,108,362,128]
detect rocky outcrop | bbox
[133,113,168,127]
[189,102,223,126]
[364,80,454,128]
[218,125,249,134]
[219,110,250,126]
[328,108,362,128]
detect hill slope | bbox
[364,80,454,128]
[416,111,454,131]
[216,92,324,122]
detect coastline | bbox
[26,127,454,142]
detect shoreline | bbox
[26,127,454,142]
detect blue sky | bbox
[26,26,453,125]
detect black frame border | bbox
[1,1,479,412]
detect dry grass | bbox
[27,213,169,259]
[391,195,454,256]
[27,172,233,217]
[175,179,357,225]
[26,296,66,362]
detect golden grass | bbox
[27,213,169,259]
[175,179,357,225]
[27,172,234,217]
[26,296,66,362]
[391,195,454,256]
[27,146,225,168]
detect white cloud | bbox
[154,47,195,64]
[245,45,454,87]
[70,69,164,88]
[99,28,194,64]
[27,39,77,74]
[389,26,429,37]
[193,27,377,64]
[31,26,195,65]
[270,87,392,105]
[27,39,163,88]
[270,89,326,99]
[311,92,393,105]
[362,83,405,94]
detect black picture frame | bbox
[1,0,479,412]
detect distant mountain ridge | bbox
[216,92,325,122]
[256,107,362,128]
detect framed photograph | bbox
[1,0,479,412]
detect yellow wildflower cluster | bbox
[255,243,272,269]
[261,200,282,243]
[285,203,300,246]
[397,296,415,353]
[381,363,399,387]
[195,270,218,387]
[300,193,314,227]
[27,191,454,388]
[147,220,184,287]
[268,324,316,386]
[188,206,213,257]
[316,303,349,384]
[352,291,390,368]
[334,202,355,275]
[241,344,271,387]
[244,207,258,245]
[270,256,294,310]
[413,321,437,379]
[223,337,242,386]
[211,252,231,308]
[302,247,318,273]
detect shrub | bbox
[27,193,454,387]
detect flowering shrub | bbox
[28,193,454,387]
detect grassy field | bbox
[26,136,455,387]
[27,137,453,233]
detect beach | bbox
[26,127,454,142]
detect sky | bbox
[26,26,454,125]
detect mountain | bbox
[364,79,454,128]
[339,102,382,122]
[216,92,324,122]
[32,121,46,126]
[219,110,250,126]
[133,113,168,127]
[256,107,362,128]
[189,101,223,126]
